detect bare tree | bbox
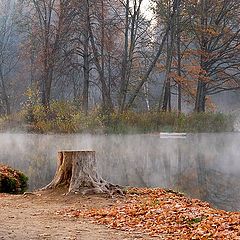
[0,0,19,115]
[20,0,73,107]
[187,0,240,112]
[125,0,181,110]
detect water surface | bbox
[0,133,239,211]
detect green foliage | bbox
[186,217,203,226]
[2,99,234,134]
[106,111,233,134]
[183,112,234,133]
[0,165,28,194]
[21,100,104,133]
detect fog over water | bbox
[0,133,239,211]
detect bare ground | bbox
[0,189,153,240]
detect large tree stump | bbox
[43,151,123,196]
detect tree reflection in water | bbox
[0,133,239,211]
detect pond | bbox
[0,133,239,211]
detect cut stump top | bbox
[58,150,95,153]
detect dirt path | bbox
[0,190,152,240]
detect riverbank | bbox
[0,107,234,134]
[0,188,239,239]
[0,189,151,240]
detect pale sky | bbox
[141,1,154,20]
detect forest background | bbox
[0,0,239,133]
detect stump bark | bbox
[44,151,123,196]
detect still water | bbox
[0,133,239,211]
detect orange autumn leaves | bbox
[0,164,28,194]
[63,188,240,239]
[0,165,20,180]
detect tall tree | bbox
[118,0,145,112]
[187,0,240,111]
[20,0,73,107]
[85,0,114,113]
[125,0,181,110]
[0,0,19,115]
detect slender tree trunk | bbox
[42,61,54,108]
[82,38,90,115]
[107,53,112,100]
[119,0,142,112]
[162,79,171,111]
[100,0,106,108]
[125,0,181,111]
[160,9,175,112]
[195,79,206,112]
[0,69,10,115]
[194,0,207,112]
[41,12,52,107]
[119,0,129,112]
[46,68,53,107]
[86,0,113,113]
[39,0,63,108]
[82,2,90,115]
[41,57,48,107]
[144,83,150,111]
[176,2,182,113]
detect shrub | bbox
[4,99,235,134]
[0,164,28,194]
[105,111,233,134]
[185,112,234,133]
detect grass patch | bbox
[0,101,234,134]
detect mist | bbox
[0,133,240,211]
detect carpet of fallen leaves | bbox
[59,188,240,239]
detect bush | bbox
[22,101,105,134]
[185,112,234,133]
[106,111,233,134]
[7,99,235,134]
[0,164,28,194]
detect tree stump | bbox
[43,151,123,196]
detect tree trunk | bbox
[82,23,90,115]
[195,0,207,112]
[43,151,123,196]
[119,0,129,112]
[160,28,174,112]
[195,80,206,112]
[86,0,113,113]
[125,0,181,111]
[176,5,182,114]
[0,70,11,115]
